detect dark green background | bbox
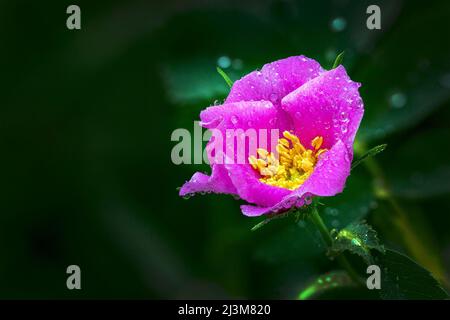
[1,0,449,298]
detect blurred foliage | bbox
[374,249,448,299]
[1,0,450,299]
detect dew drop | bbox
[297,220,306,228]
[340,111,349,122]
[389,92,407,109]
[217,56,231,69]
[439,73,450,88]
[325,48,337,62]
[369,201,378,209]
[269,93,278,103]
[341,124,348,133]
[304,195,313,205]
[232,58,243,70]
[344,152,350,162]
[231,115,239,125]
[330,17,347,32]
[333,118,339,128]
[325,208,339,216]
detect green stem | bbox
[357,145,448,285]
[309,206,364,286]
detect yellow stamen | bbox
[248,131,328,190]
[311,136,323,150]
[257,148,269,159]
[316,149,328,158]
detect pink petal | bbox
[240,139,351,216]
[281,66,364,153]
[226,163,292,208]
[225,56,324,106]
[181,100,292,198]
[179,164,237,197]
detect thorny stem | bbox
[357,144,449,286]
[309,206,364,286]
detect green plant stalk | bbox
[357,145,448,285]
[309,206,364,286]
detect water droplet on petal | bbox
[231,115,239,125]
[341,124,348,133]
[333,118,339,128]
[340,111,349,122]
[304,194,313,205]
[344,152,350,162]
[269,93,278,103]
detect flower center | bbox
[248,131,327,190]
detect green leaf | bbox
[351,144,387,170]
[216,67,233,88]
[253,216,324,264]
[252,216,329,298]
[255,172,374,264]
[331,221,384,264]
[355,2,450,142]
[375,249,449,300]
[157,10,287,105]
[161,58,232,104]
[297,271,355,300]
[331,51,345,69]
